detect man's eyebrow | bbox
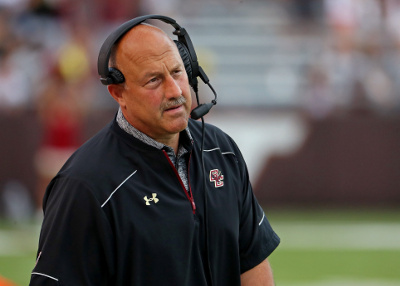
[143,71,160,79]
[171,63,183,70]
[142,64,183,79]
[138,71,161,83]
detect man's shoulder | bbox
[48,120,138,202]
[58,120,131,180]
[188,118,240,153]
[188,118,228,138]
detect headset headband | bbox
[97,14,199,85]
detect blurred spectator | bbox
[0,39,31,113]
[16,0,64,52]
[357,31,397,113]
[1,180,33,221]
[33,73,86,212]
[301,65,334,119]
[323,0,381,38]
[33,35,93,211]
[314,27,362,112]
[97,0,141,23]
[140,0,180,17]
[321,0,400,114]
[0,0,28,12]
[283,0,324,32]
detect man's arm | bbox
[30,178,114,286]
[240,258,275,286]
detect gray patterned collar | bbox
[116,108,193,152]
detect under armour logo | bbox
[144,193,159,205]
[209,169,224,188]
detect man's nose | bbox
[164,75,182,98]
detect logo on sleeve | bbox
[209,169,224,188]
[144,193,159,205]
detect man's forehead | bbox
[118,25,175,57]
[122,24,172,47]
[118,28,178,61]
[120,39,178,66]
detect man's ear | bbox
[108,84,126,108]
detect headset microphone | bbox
[191,102,214,120]
[190,66,218,120]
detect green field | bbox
[1,208,400,286]
[267,207,400,286]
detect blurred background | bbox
[0,0,400,285]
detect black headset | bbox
[97,14,217,120]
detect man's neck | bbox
[156,134,180,155]
[116,108,186,154]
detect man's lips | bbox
[165,104,183,111]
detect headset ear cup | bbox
[174,40,193,82]
[108,67,125,84]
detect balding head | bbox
[109,24,178,76]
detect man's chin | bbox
[166,118,189,134]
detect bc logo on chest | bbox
[209,169,224,188]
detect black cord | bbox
[193,87,213,286]
[200,115,213,286]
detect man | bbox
[30,21,280,286]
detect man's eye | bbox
[173,70,183,77]
[146,77,159,85]
[144,77,160,88]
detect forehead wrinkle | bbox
[134,48,176,66]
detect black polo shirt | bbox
[30,117,280,286]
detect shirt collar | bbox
[116,108,193,152]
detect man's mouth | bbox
[166,104,182,111]
[163,96,186,112]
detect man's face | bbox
[113,27,192,142]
